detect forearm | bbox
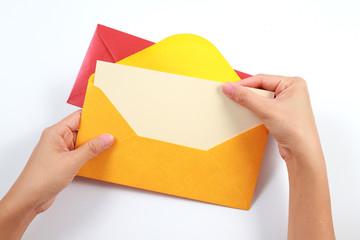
[0,192,37,240]
[286,145,335,240]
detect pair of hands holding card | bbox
[0,74,334,239]
[0,25,334,239]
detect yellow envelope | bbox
[116,34,240,82]
[76,34,273,210]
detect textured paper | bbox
[94,61,273,150]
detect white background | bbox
[0,0,359,239]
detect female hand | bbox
[222,74,320,162]
[0,110,114,240]
[222,74,335,240]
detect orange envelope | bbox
[76,34,273,210]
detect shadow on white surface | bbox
[23,177,118,240]
[251,134,279,206]
[22,151,289,240]
[24,176,240,240]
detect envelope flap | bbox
[76,77,136,148]
[209,125,269,209]
[67,26,116,107]
[118,34,240,83]
[97,24,153,62]
[234,70,252,80]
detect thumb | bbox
[70,133,114,166]
[222,82,271,118]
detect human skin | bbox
[222,74,335,240]
[0,111,114,240]
[0,74,335,240]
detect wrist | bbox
[0,194,37,239]
[0,189,38,239]
[285,142,327,185]
[0,192,38,222]
[283,127,324,161]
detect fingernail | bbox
[99,134,114,149]
[222,82,235,97]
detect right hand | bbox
[222,74,321,162]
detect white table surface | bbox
[0,0,359,239]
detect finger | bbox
[66,131,78,151]
[69,134,114,167]
[73,130,78,144]
[57,110,82,132]
[222,82,272,118]
[236,74,291,92]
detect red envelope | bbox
[67,24,252,107]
